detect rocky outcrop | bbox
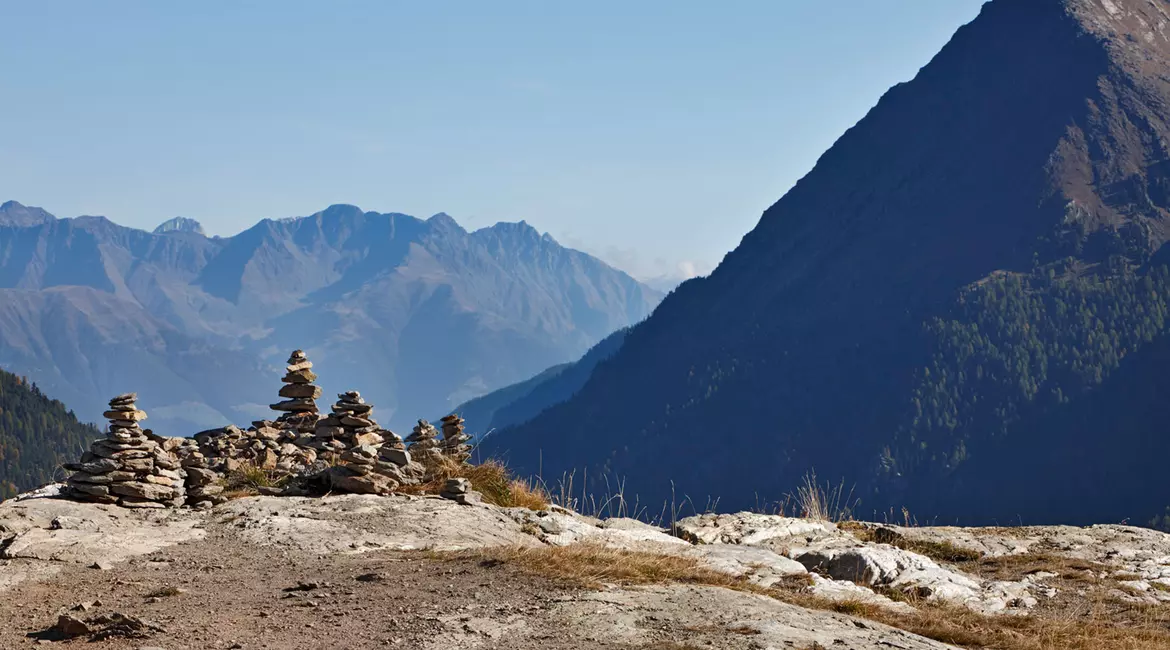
[674,512,841,547]
[676,514,1048,614]
[0,491,204,570]
[551,584,956,649]
[5,486,1170,649]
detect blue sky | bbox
[0,1,986,282]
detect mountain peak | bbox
[153,217,206,236]
[427,212,466,233]
[0,201,55,227]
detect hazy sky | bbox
[0,1,985,282]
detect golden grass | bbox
[849,526,983,563]
[972,552,1105,582]
[442,543,1170,650]
[399,457,550,511]
[827,597,1170,650]
[452,544,742,590]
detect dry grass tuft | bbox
[221,463,286,499]
[790,471,857,522]
[400,457,550,511]
[443,544,743,590]
[972,552,1105,583]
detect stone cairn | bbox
[194,421,316,475]
[63,394,184,509]
[271,350,321,436]
[312,391,385,459]
[440,477,479,505]
[405,419,443,468]
[327,392,426,494]
[439,414,472,463]
[174,438,226,508]
[186,351,325,477]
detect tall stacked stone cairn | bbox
[405,419,443,469]
[439,414,472,463]
[326,392,426,494]
[62,394,185,509]
[272,349,321,437]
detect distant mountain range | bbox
[0,201,661,439]
[482,0,1170,526]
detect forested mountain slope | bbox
[0,368,99,499]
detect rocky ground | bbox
[2,489,1169,649]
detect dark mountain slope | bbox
[0,367,100,499]
[484,0,1170,523]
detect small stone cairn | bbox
[327,392,426,494]
[439,414,472,463]
[405,419,443,467]
[440,477,479,505]
[312,391,385,459]
[63,394,184,509]
[174,438,226,508]
[271,350,321,435]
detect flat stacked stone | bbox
[326,393,425,493]
[271,350,321,435]
[62,394,184,509]
[309,390,383,461]
[174,438,225,508]
[439,477,480,505]
[439,414,472,463]
[194,421,317,475]
[405,419,443,467]
[374,427,426,486]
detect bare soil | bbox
[0,525,623,650]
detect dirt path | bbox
[0,524,607,650]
